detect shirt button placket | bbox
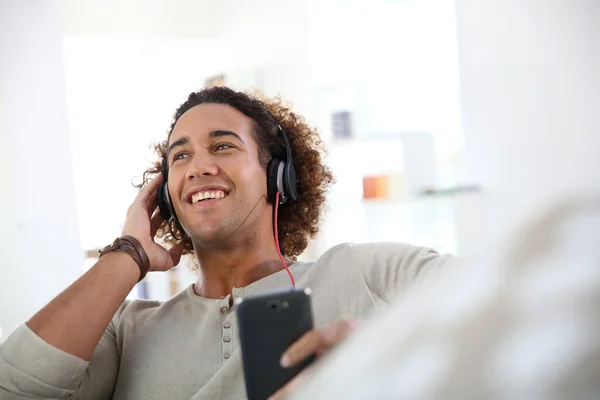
[222,322,233,361]
[219,297,233,361]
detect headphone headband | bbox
[273,120,295,167]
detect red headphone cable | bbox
[274,191,295,287]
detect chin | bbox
[183,219,228,243]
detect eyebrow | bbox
[167,130,245,157]
[167,137,189,156]
[210,129,244,143]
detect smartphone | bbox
[235,287,315,400]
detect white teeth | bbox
[191,190,227,203]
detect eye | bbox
[172,152,189,162]
[215,143,234,151]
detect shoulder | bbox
[112,299,161,328]
[303,242,451,310]
[112,286,190,327]
[315,241,441,265]
[314,241,452,291]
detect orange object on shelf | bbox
[362,175,390,200]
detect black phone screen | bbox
[235,287,315,400]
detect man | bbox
[0,87,451,399]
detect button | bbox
[223,335,231,343]
[223,321,231,329]
[220,306,228,314]
[223,352,231,359]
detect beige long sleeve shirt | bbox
[0,242,451,400]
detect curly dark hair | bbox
[136,86,334,263]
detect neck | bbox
[192,233,290,299]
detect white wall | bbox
[0,0,82,339]
[308,0,463,143]
[60,0,467,255]
[456,0,600,231]
[61,0,311,45]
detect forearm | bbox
[26,252,140,361]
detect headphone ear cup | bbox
[284,164,298,201]
[158,159,177,221]
[157,179,173,221]
[165,188,176,220]
[266,158,281,203]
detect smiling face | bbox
[166,103,271,248]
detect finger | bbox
[280,331,322,369]
[150,209,164,237]
[268,369,311,400]
[138,174,163,205]
[168,242,186,267]
[281,320,358,368]
[146,188,158,217]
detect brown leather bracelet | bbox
[98,236,150,282]
[120,235,150,279]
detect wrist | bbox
[98,251,142,283]
[98,236,150,281]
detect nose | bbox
[185,154,219,180]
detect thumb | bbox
[168,242,186,267]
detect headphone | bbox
[266,120,298,204]
[157,116,298,222]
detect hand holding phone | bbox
[236,287,315,400]
[269,318,359,400]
